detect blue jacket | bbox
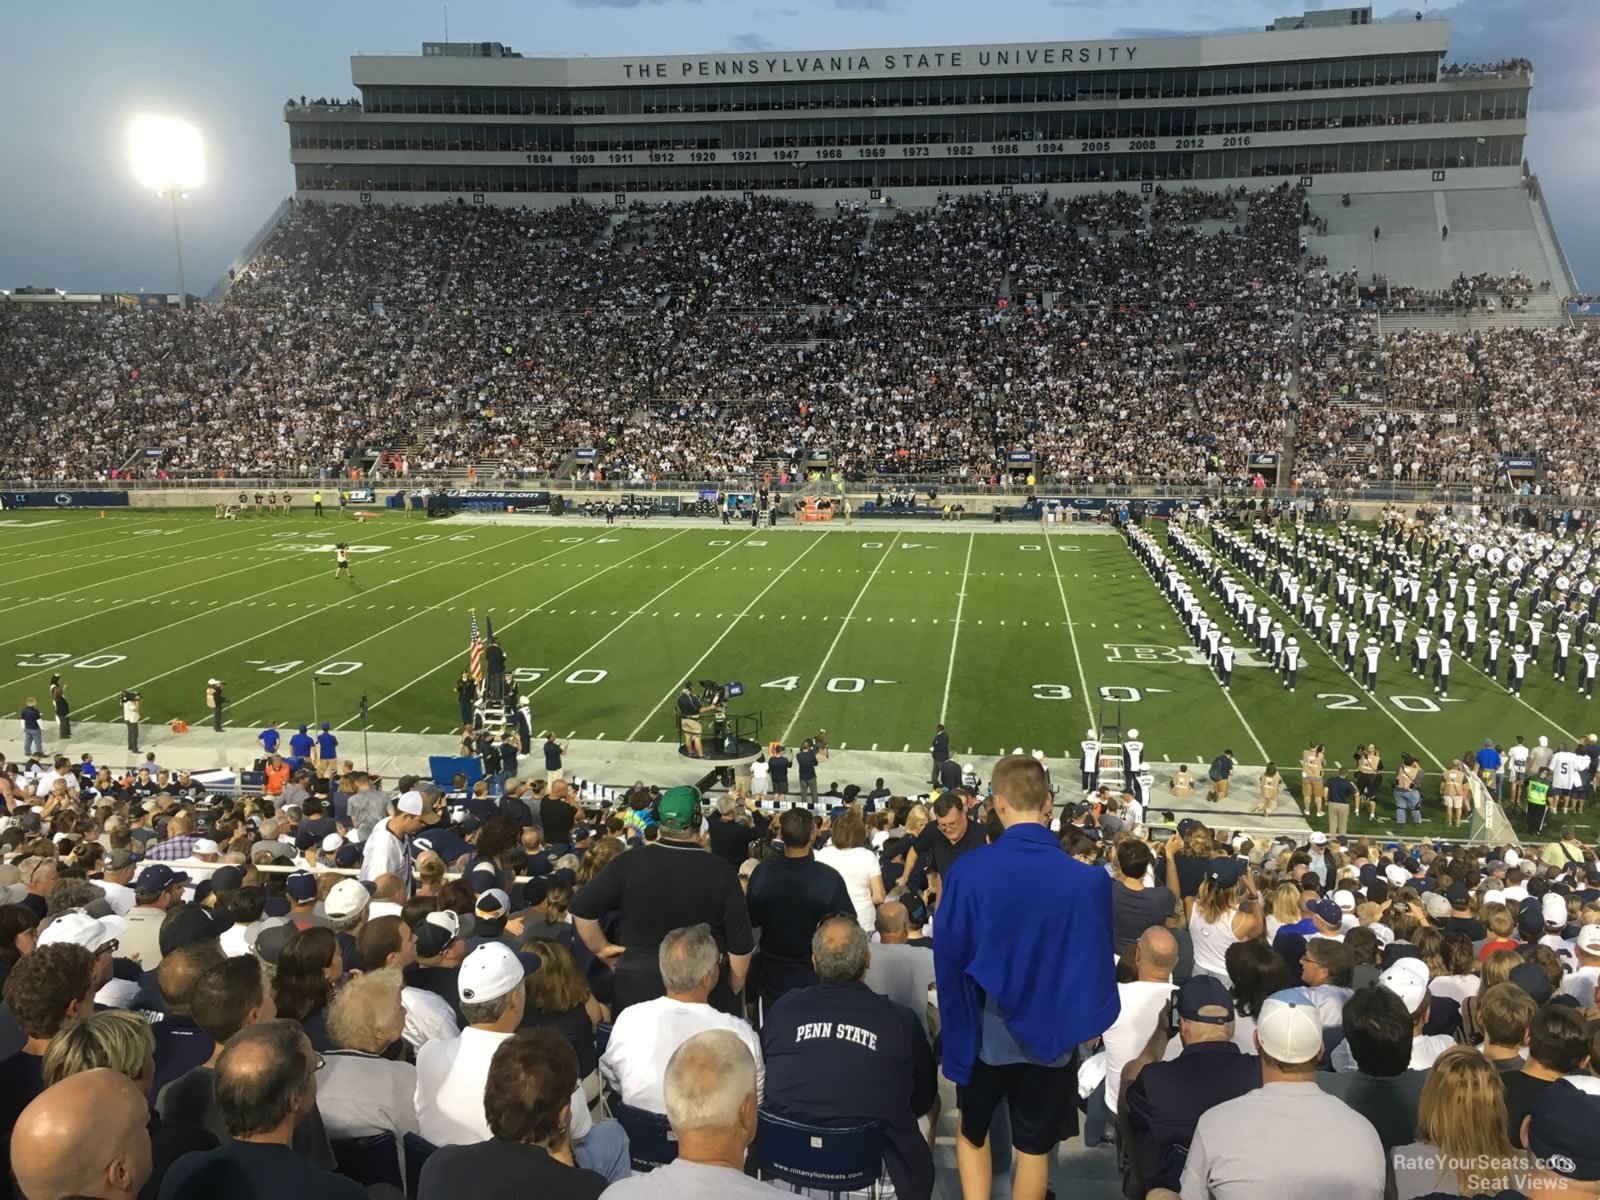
[933,822,1118,1085]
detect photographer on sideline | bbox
[205,679,226,733]
[121,691,142,752]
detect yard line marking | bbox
[361,530,699,720]
[1044,535,1098,732]
[0,522,252,593]
[782,538,899,744]
[0,530,377,651]
[0,517,176,559]
[1191,531,1445,770]
[939,533,976,725]
[626,533,828,740]
[70,526,561,720]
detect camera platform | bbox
[674,709,763,762]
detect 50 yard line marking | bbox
[782,538,899,744]
[627,532,829,741]
[1044,534,1099,734]
[938,532,975,725]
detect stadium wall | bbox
[293,165,1526,211]
[108,487,1409,522]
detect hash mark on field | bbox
[871,743,878,751]
[596,733,606,740]
[902,744,909,752]
[419,726,431,735]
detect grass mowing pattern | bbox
[4,510,1597,839]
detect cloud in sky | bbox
[729,31,774,51]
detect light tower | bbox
[128,116,204,309]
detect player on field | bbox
[335,542,351,580]
[266,491,279,515]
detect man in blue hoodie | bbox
[934,754,1118,1200]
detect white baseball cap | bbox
[396,791,424,817]
[458,942,539,1005]
[1504,849,1522,868]
[325,878,371,921]
[1369,923,1396,948]
[1544,893,1570,927]
[1257,990,1323,1063]
[192,839,220,856]
[38,908,128,952]
[1576,924,1600,955]
[1379,957,1431,1015]
[1332,889,1356,912]
[321,833,345,854]
[1309,832,1328,846]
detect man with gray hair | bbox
[761,915,937,1200]
[599,924,763,1114]
[601,1029,783,1198]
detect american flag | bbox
[468,611,484,683]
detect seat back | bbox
[331,1132,402,1190]
[595,1020,612,1058]
[401,1131,439,1198]
[613,1102,678,1171]
[755,1110,883,1196]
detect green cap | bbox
[657,786,701,832]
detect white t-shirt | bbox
[815,844,882,932]
[749,761,770,793]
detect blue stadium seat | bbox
[330,1132,402,1190]
[754,1110,883,1197]
[402,1131,438,1198]
[613,1102,678,1171]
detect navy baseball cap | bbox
[158,906,235,957]
[135,864,188,892]
[1204,858,1246,889]
[334,844,363,869]
[1176,976,1234,1025]
[284,871,318,902]
[522,876,550,906]
[1307,897,1343,927]
[1509,961,1555,1007]
[1528,1081,1600,1181]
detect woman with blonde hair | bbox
[414,850,447,897]
[575,836,625,887]
[1391,1046,1527,1198]
[1266,879,1310,941]
[1187,858,1263,985]
[42,1008,156,1089]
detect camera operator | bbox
[204,678,226,732]
[121,691,142,753]
[676,683,709,758]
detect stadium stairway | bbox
[1306,187,1564,293]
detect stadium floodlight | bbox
[128,116,204,309]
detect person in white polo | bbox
[414,942,630,1182]
[599,924,764,1114]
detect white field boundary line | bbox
[0,521,258,588]
[627,531,830,741]
[1044,534,1103,737]
[0,527,310,642]
[362,528,702,719]
[216,526,623,720]
[781,538,900,745]
[1193,530,1447,771]
[71,527,557,719]
[0,540,430,696]
[938,532,976,726]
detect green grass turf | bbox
[2,510,1597,840]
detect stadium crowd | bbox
[1,188,1588,493]
[4,727,1600,1199]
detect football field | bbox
[4,509,1598,838]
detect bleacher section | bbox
[1307,185,1567,296]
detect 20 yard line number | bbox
[1317,692,1443,714]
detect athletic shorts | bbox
[1507,762,1527,782]
[957,1056,1078,1156]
